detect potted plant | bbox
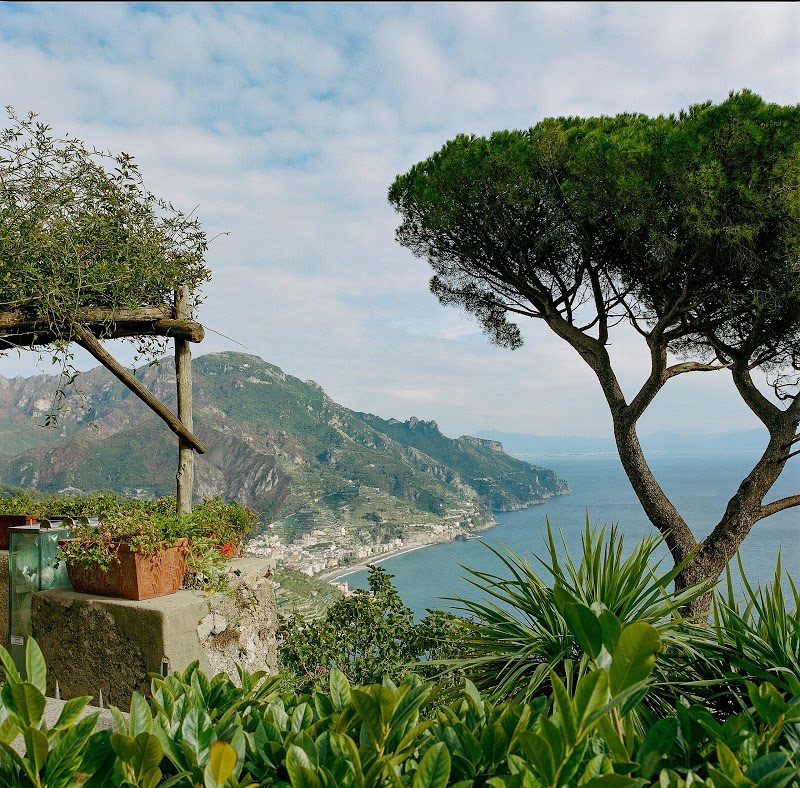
[57,510,190,600]
[0,493,43,550]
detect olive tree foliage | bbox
[389,91,800,608]
[0,109,211,412]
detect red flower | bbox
[219,543,237,557]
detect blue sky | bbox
[0,2,798,440]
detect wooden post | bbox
[175,286,194,515]
[71,322,206,454]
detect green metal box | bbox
[8,522,72,672]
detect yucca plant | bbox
[708,554,800,699]
[443,518,714,718]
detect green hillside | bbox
[0,353,569,542]
[356,413,568,510]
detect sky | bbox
[0,1,798,440]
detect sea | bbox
[334,449,800,618]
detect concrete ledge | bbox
[32,589,210,710]
[29,557,278,712]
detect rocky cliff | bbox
[0,352,569,535]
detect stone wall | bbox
[195,557,279,680]
[30,557,278,710]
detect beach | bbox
[316,542,448,583]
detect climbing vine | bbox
[0,108,211,355]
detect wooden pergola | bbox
[0,286,205,514]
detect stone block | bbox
[30,557,278,711]
[196,557,278,680]
[31,589,210,710]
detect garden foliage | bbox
[2,522,800,785]
[1,610,800,786]
[0,491,257,591]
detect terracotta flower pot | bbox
[0,514,38,550]
[59,538,189,600]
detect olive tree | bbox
[388,90,800,610]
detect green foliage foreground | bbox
[2,615,800,787]
[3,522,800,786]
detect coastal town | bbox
[244,495,493,578]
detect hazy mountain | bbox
[476,428,770,459]
[0,353,567,534]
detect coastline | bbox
[312,491,569,585]
[316,542,447,582]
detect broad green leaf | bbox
[0,643,21,684]
[286,744,322,788]
[10,682,46,727]
[599,611,622,652]
[561,737,590,785]
[23,724,49,775]
[747,682,788,728]
[574,669,609,732]
[53,696,92,731]
[143,770,164,788]
[553,584,580,612]
[330,668,351,711]
[752,769,796,788]
[292,702,314,733]
[110,705,129,735]
[292,731,319,768]
[581,754,612,783]
[130,732,163,776]
[550,672,577,744]
[0,714,19,745]
[129,692,154,737]
[562,603,603,661]
[539,718,565,765]
[24,639,47,696]
[376,684,398,729]
[715,741,746,781]
[110,732,137,762]
[413,742,451,788]
[746,753,789,782]
[519,731,555,785]
[497,703,531,749]
[595,715,628,762]
[181,705,214,766]
[706,766,743,788]
[205,740,238,787]
[480,722,509,766]
[636,716,679,779]
[609,622,661,695]
[43,715,102,787]
[464,680,484,716]
[351,689,383,747]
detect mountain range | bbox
[0,352,568,537]
[476,428,771,458]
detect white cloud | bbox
[0,1,796,440]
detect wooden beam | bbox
[0,306,171,328]
[71,322,207,454]
[174,286,195,515]
[0,316,204,344]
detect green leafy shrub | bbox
[1,603,800,786]
[278,565,463,693]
